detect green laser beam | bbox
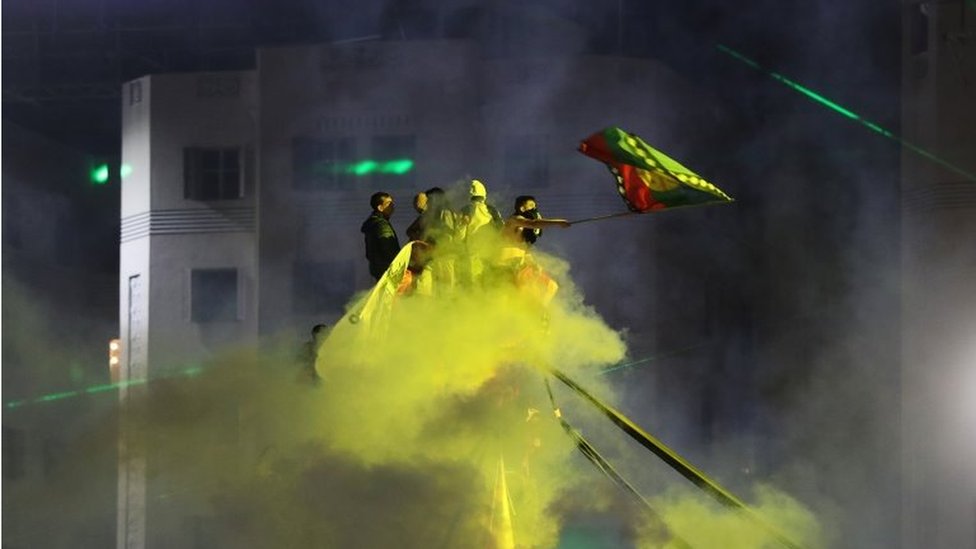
[4,343,697,410]
[600,342,716,375]
[312,159,416,177]
[377,159,414,174]
[349,160,379,175]
[4,366,201,410]
[716,44,976,183]
[90,164,110,184]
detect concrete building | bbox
[117,38,740,547]
[117,69,260,547]
[900,2,976,547]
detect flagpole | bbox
[548,367,804,549]
[568,211,641,225]
[569,200,735,226]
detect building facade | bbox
[900,2,976,547]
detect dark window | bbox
[191,268,238,322]
[184,148,242,200]
[292,261,355,314]
[196,74,241,98]
[292,136,356,190]
[371,134,416,187]
[129,81,142,105]
[909,6,928,56]
[3,427,26,480]
[504,135,548,188]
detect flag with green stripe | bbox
[578,127,732,212]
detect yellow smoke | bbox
[640,486,825,548]
[37,225,824,548]
[307,240,628,547]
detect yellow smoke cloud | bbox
[307,242,628,547]
[42,229,822,548]
[641,485,825,548]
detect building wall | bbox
[900,1,976,547]
[118,71,258,549]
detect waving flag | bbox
[579,127,732,213]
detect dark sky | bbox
[2,0,901,158]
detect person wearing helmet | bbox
[459,180,504,284]
[462,179,503,237]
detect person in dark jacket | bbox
[405,191,428,242]
[361,192,401,280]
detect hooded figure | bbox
[462,179,503,237]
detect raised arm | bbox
[506,216,571,230]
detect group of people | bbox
[301,181,568,383]
[361,179,571,290]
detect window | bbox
[909,5,929,56]
[3,427,26,480]
[371,134,416,187]
[292,261,354,314]
[184,147,242,200]
[196,74,241,98]
[504,135,548,188]
[128,81,142,105]
[292,136,356,190]
[191,268,239,322]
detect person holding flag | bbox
[496,196,570,306]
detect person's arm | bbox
[507,216,571,229]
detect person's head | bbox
[514,195,537,215]
[413,192,428,214]
[370,192,395,219]
[470,180,487,203]
[311,323,328,342]
[424,187,447,211]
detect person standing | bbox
[405,191,428,242]
[507,195,565,245]
[361,192,401,280]
[298,323,329,383]
[499,195,569,306]
[462,179,503,238]
[498,195,569,266]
